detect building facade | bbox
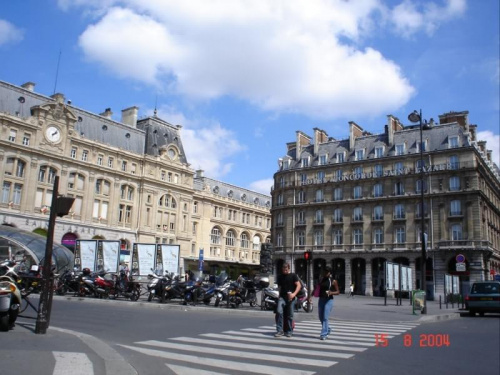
[271,111,500,300]
[0,80,270,277]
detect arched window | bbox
[120,185,134,201]
[5,157,26,178]
[158,194,177,208]
[68,172,85,191]
[38,166,57,184]
[95,179,111,196]
[253,235,261,250]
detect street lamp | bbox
[408,109,429,314]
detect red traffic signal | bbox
[304,251,313,261]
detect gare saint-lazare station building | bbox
[0,79,271,278]
[270,111,500,300]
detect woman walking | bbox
[317,266,340,340]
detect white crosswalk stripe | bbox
[119,320,419,375]
[53,352,93,375]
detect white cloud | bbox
[390,0,466,38]
[155,106,246,179]
[477,131,500,167]
[248,179,274,195]
[0,19,24,46]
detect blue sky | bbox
[1,0,498,195]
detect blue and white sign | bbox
[198,249,204,271]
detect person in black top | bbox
[275,263,301,338]
[317,266,340,340]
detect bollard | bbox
[439,295,442,310]
[446,294,448,309]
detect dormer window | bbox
[418,140,428,152]
[336,152,345,163]
[301,157,309,168]
[449,136,459,148]
[374,146,384,158]
[395,144,405,156]
[355,149,364,161]
[318,154,328,165]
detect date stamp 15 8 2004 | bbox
[375,333,451,348]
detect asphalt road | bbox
[11,296,498,375]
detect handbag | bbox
[313,283,321,297]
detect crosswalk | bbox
[118,320,419,375]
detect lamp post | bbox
[408,110,428,314]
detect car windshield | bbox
[470,283,499,294]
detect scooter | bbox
[0,260,22,331]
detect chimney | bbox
[51,93,65,104]
[349,121,364,150]
[196,169,204,178]
[487,150,492,162]
[121,106,138,127]
[21,82,36,92]
[313,128,328,155]
[386,115,403,146]
[100,108,113,119]
[296,131,311,161]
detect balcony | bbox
[295,220,306,226]
[436,240,492,251]
[313,219,324,225]
[372,216,384,222]
[393,215,406,221]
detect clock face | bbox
[46,126,61,143]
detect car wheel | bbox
[469,310,476,317]
[479,312,485,317]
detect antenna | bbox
[154,94,158,116]
[53,50,62,95]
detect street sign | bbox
[198,249,204,271]
[456,263,466,272]
[456,254,465,263]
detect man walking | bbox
[275,263,301,338]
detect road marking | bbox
[53,352,93,375]
[166,364,229,375]
[242,327,382,340]
[135,340,337,367]
[119,345,317,375]
[201,333,367,351]
[172,337,354,359]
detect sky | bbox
[1,0,498,195]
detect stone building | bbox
[0,79,270,277]
[271,111,500,300]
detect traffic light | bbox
[304,251,313,261]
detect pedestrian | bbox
[318,266,340,340]
[275,263,301,338]
[349,283,354,298]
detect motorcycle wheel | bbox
[147,292,153,302]
[304,300,313,313]
[161,290,167,304]
[56,284,67,296]
[130,286,140,301]
[0,313,9,332]
[214,296,221,307]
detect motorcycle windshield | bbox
[216,271,228,286]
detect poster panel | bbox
[159,244,180,276]
[394,264,400,291]
[76,240,98,271]
[406,267,413,291]
[386,262,394,290]
[100,241,120,273]
[133,243,157,276]
[445,274,452,295]
[401,266,408,291]
[452,275,460,294]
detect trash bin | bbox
[413,290,425,314]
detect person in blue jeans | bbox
[318,266,340,340]
[275,263,301,338]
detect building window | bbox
[353,228,363,244]
[120,185,134,201]
[449,136,459,148]
[319,154,327,165]
[93,200,109,219]
[373,228,384,244]
[373,183,383,197]
[8,129,17,142]
[336,152,345,163]
[394,181,405,196]
[161,171,166,181]
[416,179,427,193]
[241,233,249,248]
[297,190,306,203]
[226,230,235,247]
[1,182,23,205]
[394,204,405,219]
[5,158,26,178]
[418,140,427,152]
[449,176,460,191]
[38,166,57,184]
[354,166,363,178]
[374,146,384,158]
[395,227,406,244]
[355,149,364,161]
[314,230,324,246]
[193,201,198,214]
[451,224,462,240]
[159,194,177,208]
[70,147,77,159]
[394,162,404,175]
[68,172,85,190]
[107,157,114,168]
[97,155,103,166]
[95,179,111,196]
[301,158,309,167]
[22,133,30,146]
[374,164,383,177]
[300,173,307,184]
[118,204,132,224]
[121,160,127,172]
[395,144,405,155]
[277,194,284,206]
[416,202,428,218]
[211,228,221,244]
[316,189,324,202]
[81,150,88,161]
[277,213,283,226]
[297,231,305,246]
[353,207,363,221]
[333,208,343,223]
[317,171,325,181]
[276,232,283,247]
[373,205,383,220]
[333,187,343,201]
[449,155,459,170]
[315,209,324,224]
[131,163,137,174]
[353,185,362,199]
[297,210,305,225]
[416,159,427,171]
[335,169,343,180]
[450,200,462,216]
[333,229,343,245]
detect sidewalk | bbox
[324,294,463,323]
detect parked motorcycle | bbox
[110,270,141,301]
[147,269,171,302]
[213,272,231,307]
[0,260,22,331]
[55,268,81,296]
